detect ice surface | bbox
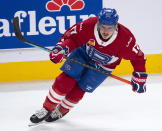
[0,74,162,131]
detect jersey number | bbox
[69,25,77,35]
[132,43,140,54]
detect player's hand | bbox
[49,45,68,64]
[131,72,148,93]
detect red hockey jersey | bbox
[59,17,146,72]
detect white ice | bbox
[0,74,162,131]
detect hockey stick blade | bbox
[13,17,27,42]
[13,17,51,52]
[13,17,131,85]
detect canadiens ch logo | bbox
[46,0,85,12]
[87,39,95,46]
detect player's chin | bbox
[102,35,110,39]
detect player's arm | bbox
[130,43,148,93]
[123,37,148,93]
[49,20,89,63]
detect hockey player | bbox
[30,8,148,123]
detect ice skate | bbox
[30,108,52,123]
[45,107,67,122]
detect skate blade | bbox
[28,121,45,127]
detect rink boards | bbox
[0,54,161,82]
[1,0,162,82]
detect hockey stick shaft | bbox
[13,17,132,85]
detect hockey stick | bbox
[13,17,132,85]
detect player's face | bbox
[98,24,116,40]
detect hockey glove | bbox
[131,72,148,93]
[49,45,69,64]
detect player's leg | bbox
[30,47,90,123]
[42,47,89,112]
[44,62,112,122]
[43,72,77,110]
[30,72,77,123]
[45,84,86,122]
